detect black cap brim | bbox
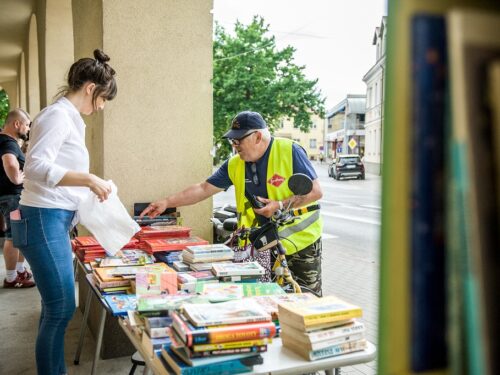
[222,129,254,139]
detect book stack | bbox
[142,237,209,254]
[177,270,218,292]
[211,261,265,283]
[278,295,366,361]
[181,244,234,272]
[160,299,274,374]
[73,236,106,262]
[154,251,183,267]
[136,263,178,296]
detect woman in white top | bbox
[12,49,116,375]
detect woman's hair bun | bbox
[93,49,111,63]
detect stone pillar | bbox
[2,81,18,109]
[27,14,40,116]
[18,52,27,111]
[72,0,214,240]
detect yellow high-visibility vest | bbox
[228,138,323,255]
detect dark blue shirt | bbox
[0,134,24,196]
[207,138,317,200]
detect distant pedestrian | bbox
[319,154,324,164]
[0,108,35,288]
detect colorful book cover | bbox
[185,244,233,254]
[135,267,177,296]
[277,295,362,329]
[194,282,244,302]
[144,237,209,252]
[137,294,197,312]
[103,294,137,316]
[182,299,271,327]
[240,282,286,297]
[99,249,155,267]
[248,292,318,318]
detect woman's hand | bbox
[88,174,112,202]
[140,199,169,218]
[253,197,280,218]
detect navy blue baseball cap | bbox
[222,111,267,139]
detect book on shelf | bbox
[194,282,244,302]
[160,345,263,375]
[409,14,448,372]
[277,295,362,330]
[171,311,276,346]
[183,299,272,327]
[103,294,137,316]
[281,335,367,361]
[280,319,364,345]
[142,329,171,356]
[211,261,265,277]
[447,9,500,375]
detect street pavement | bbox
[214,161,381,375]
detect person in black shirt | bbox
[0,108,35,288]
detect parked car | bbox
[328,154,365,180]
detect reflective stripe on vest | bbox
[228,138,323,255]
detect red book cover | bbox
[144,237,209,253]
[75,236,100,247]
[135,225,191,240]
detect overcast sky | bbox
[213,0,387,110]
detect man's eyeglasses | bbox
[251,163,259,185]
[228,131,257,146]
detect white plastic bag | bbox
[78,181,140,256]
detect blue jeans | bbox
[12,205,75,375]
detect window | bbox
[310,139,317,149]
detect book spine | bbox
[305,321,365,342]
[309,339,367,361]
[410,15,447,372]
[302,309,363,325]
[191,345,267,358]
[148,326,171,339]
[179,360,253,375]
[96,279,130,288]
[309,333,364,351]
[193,338,272,352]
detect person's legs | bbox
[16,206,75,375]
[286,238,323,296]
[1,195,35,287]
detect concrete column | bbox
[27,14,40,116]
[2,81,18,109]
[72,0,214,241]
[36,0,74,108]
[18,52,27,110]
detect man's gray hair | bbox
[258,128,271,141]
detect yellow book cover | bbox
[277,295,362,329]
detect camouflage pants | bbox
[285,238,323,296]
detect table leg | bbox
[325,369,340,375]
[91,307,107,375]
[74,288,92,365]
[73,257,79,281]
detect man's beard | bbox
[18,131,29,141]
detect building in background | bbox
[325,94,366,159]
[274,114,325,160]
[362,16,387,175]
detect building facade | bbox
[274,114,325,160]
[362,16,387,175]
[0,0,214,241]
[325,94,366,159]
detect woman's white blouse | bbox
[20,97,90,210]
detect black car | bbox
[328,155,365,180]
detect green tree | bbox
[213,16,325,163]
[0,89,10,127]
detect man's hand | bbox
[253,197,280,218]
[140,199,168,218]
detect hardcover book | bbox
[194,282,244,302]
[144,237,209,253]
[171,311,276,346]
[182,299,272,327]
[103,294,137,316]
[282,336,367,361]
[98,249,155,267]
[277,295,362,330]
[280,319,365,345]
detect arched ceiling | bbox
[0,0,36,85]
